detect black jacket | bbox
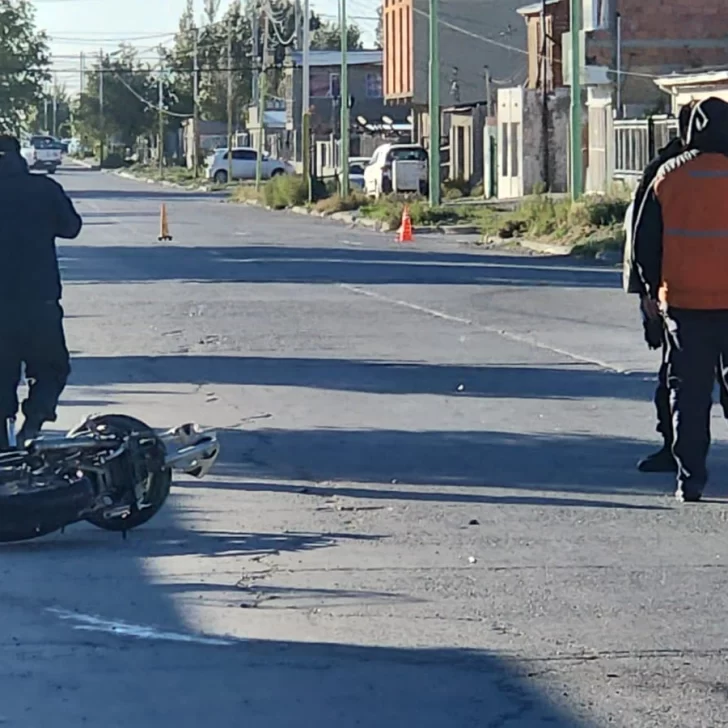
[0,152,82,302]
[624,137,683,295]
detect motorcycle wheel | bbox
[69,414,173,533]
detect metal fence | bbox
[613,116,679,179]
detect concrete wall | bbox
[520,88,570,194]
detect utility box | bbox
[391,159,423,193]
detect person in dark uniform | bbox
[625,102,728,473]
[633,96,728,502]
[0,134,82,447]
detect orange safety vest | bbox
[654,151,728,309]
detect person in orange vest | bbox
[633,96,728,502]
[625,102,728,473]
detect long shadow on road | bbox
[209,426,711,503]
[68,354,655,402]
[58,244,620,288]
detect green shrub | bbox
[443,186,463,200]
[100,152,125,169]
[264,174,308,209]
[442,177,471,196]
[571,194,629,227]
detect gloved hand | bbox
[643,316,664,350]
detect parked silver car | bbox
[206,147,294,184]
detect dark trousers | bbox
[663,308,728,494]
[655,331,728,441]
[0,301,70,425]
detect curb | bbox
[245,201,481,236]
[114,169,216,192]
[481,234,621,262]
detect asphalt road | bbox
[2,162,728,727]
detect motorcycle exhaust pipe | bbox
[163,437,219,478]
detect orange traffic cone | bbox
[396,205,414,243]
[157,203,173,241]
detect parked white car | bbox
[363,143,428,198]
[206,147,294,183]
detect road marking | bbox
[339,283,626,373]
[48,608,234,646]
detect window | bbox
[366,71,382,98]
[329,73,340,98]
[388,146,427,162]
[232,149,257,160]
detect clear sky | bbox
[32,0,378,93]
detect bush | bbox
[100,152,125,169]
[443,186,463,200]
[314,192,367,215]
[263,174,308,209]
[570,194,629,227]
[442,177,471,197]
[230,183,262,204]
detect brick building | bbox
[516,0,728,110]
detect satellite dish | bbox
[382,115,393,125]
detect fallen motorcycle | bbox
[0,413,219,543]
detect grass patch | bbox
[314,191,368,215]
[359,195,472,230]
[229,182,263,204]
[478,191,630,255]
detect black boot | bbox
[637,445,677,473]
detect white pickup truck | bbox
[25,135,62,174]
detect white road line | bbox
[339,283,626,374]
[48,608,234,646]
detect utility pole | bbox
[192,25,200,176]
[339,0,350,197]
[540,0,549,191]
[251,7,259,104]
[302,0,311,201]
[227,18,233,183]
[484,65,491,117]
[52,85,57,138]
[569,0,582,200]
[98,48,104,168]
[43,96,48,133]
[428,0,440,206]
[80,51,85,95]
[255,10,269,189]
[158,65,165,177]
[615,12,622,118]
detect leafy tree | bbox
[73,46,157,148]
[311,18,364,51]
[31,82,72,138]
[163,0,253,125]
[0,0,51,134]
